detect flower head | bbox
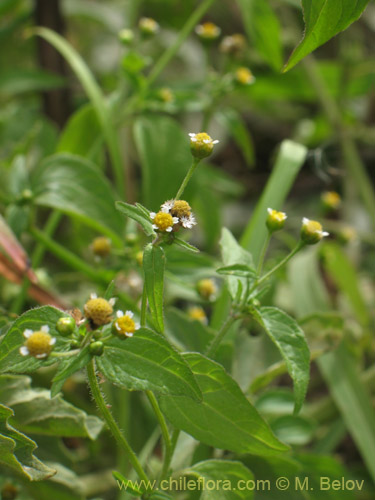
[56,316,76,337]
[139,17,159,36]
[20,325,56,359]
[160,200,197,230]
[197,278,217,301]
[189,132,219,159]
[91,236,111,258]
[301,218,329,245]
[235,67,255,86]
[195,22,221,42]
[84,293,115,326]
[150,211,178,232]
[321,191,341,211]
[266,208,287,232]
[157,87,174,103]
[188,306,208,324]
[113,310,140,339]
[220,34,246,54]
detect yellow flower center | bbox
[154,212,174,231]
[92,237,111,257]
[26,332,53,358]
[269,210,285,222]
[236,67,254,85]
[322,191,341,208]
[171,200,191,218]
[306,220,323,234]
[197,279,217,300]
[199,22,220,38]
[115,315,136,336]
[84,298,113,326]
[188,307,207,323]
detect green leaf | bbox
[0,404,56,481]
[237,0,283,71]
[321,242,371,328]
[0,374,103,439]
[172,237,200,253]
[216,264,257,278]
[220,228,255,300]
[166,308,214,353]
[116,201,155,237]
[216,109,255,168]
[31,153,123,246]
[0,306,69,374]
[271,415,315,446]
[133,115,192,209]
[51,346,92,398]
[32,27,124,196]
[284,0,371,72]
[185,459,255,499]
[252,307,310,414]
[96,329,202,400]
[143,244,166,333]
[0,69,65,96]
[318,344,375,483]
[159,353,289,456]
[241,140,307,264]
[57,104,102,158]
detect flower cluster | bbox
[150,199,196,233]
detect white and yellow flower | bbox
[189,132,219,159]
[20,325,56,359]
[113,310,140,338]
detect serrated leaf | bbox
[0,404,56,481]
[284,0,371,71]
[252,307,310,414]
[220,228,255,300]
[96,329,201,400]
[116,201,155,236]
[185,460,255,500]
[0,306,70,374]
[159,353,288,456]
[51,346,91,397]
[0,374,103,439]
[31,154,123,245]
[143,244,165,333]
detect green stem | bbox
[175,158,200,200]
[256,241,305,289]
[30,226,113,284]
[146,0,216,87]
[160,428,180,481]
[257,233,271,275]
[140,285,147,327]
[145,391,172,482]
[303,57,375,230]
[87,360,150,483]
[205,315,237,358]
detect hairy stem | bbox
[87,359,150,483]
[175,158,200,200]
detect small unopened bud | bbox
[56,316,76,337]
[91,237,111,258]
[301,218,329,245]
[235,67,255,86]
[266,208,287,233]
[189,132,219,159]
[89,341,104,356]
[197,279,217,301]
[118,28,134,45]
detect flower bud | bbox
[139,17,159,37]
[189,132,219,159]
[301,218,329,245]
[197,279,217,301]
[266,208,287,233]
[91,236,111,258]
[118,28,134,45]
[321,191,341,211]
[195,22,221,42]
[235,67,255,86]
[56,316,76,337]
[89,341,104,356]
